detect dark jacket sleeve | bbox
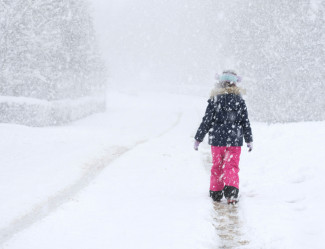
[194,100,215,142]
[240,100,253,143]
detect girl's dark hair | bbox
[219,81,237,88]
[225,82,236,87]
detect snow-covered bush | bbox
[0,0,106,126]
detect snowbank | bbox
[239,122,325,249]
[0,95,106,126]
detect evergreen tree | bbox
[0,0,105,100]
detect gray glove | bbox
[247,142,253,152]
[194,140,200,151]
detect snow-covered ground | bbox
[0,90,324,249]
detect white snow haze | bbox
[0,1,324,249]
[91,0,220,94]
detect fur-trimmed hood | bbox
[210,86,246,99]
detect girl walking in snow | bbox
[194,70,253,204]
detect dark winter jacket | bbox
[195,87,253,146]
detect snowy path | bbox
[0,91,181,233]
[0,146,128,245]
[212,203,249,249]
[1,92,217,249]
[1,91,324,249]
[0,112,182,245]
[202,147,251,249]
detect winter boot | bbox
[209,190,223,202]
[223,186,239,204]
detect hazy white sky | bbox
[89,0,220,92]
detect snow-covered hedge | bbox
[0,0,106,126]
[0,95,105,126]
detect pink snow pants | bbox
[210,146,241,191]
